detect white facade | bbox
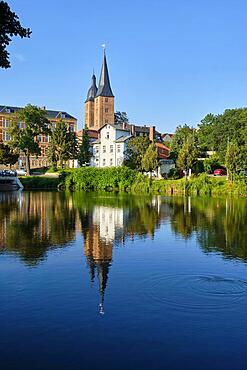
[91,124,132,167]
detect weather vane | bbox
[101,43,106,53]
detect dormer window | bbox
[6,108,11,113]
[61,113,66,118]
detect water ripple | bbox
[138,274,247,313]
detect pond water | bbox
[0,191,247,370]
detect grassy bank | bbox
[20,176,60,189]
[20,168,247,196]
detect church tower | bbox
[84,50,114,129]
[84,73,98,128]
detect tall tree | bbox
[170,124,196,160]
[48,120,78,169]
[124,135,150,171]
[176,136,199,178]
[141,142,159,174]
[225,141,240,181]
[0,1,31,68]
[78,129,91,166]
[9,104,50,175]
[0,141,18,166]
[114,111,129,125]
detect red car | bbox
[213,168,227,176]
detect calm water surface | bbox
[0,191,247,370]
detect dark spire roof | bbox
[85,74,98,102]
[95,51,114,98]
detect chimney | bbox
[122,122,126,130]
[131,124,135,136]
[149,126,155,141]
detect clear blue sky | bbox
[1,0,247,132]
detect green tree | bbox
[170,124,196,159]
[0,1,31,68]
[9,104,50,175]
[176,136,199,178]
[48,120,78,169]
[225,141,240,180]
[198,108,247,168]
[124,135,150,171]
[78,129,91,166]
[141,142,159,174]
[203,154,221,174]
[0,141,18,166]
[114,111,129,125]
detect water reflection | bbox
[0,191,246,311]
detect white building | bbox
[91,123,132,167]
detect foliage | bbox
[124,135,150,171]
[176,135,199,176]
[114,111,129,125]
[0,1,31,68]
[141,142,159,173]
[203,154,221,173]
[198,108,247,172]
[225,141,240,181]
[170,124,196,159]
[167,167,181,179]
[0,141,18,165]
[78,129,91,166]
[61,166,140,192]
[48,120,78,169]
[9,104,50,175]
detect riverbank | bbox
[20,167,247,196]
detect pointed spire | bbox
[95,50,114,98]
[85,73,98,102]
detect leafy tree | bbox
[114,111,129,125]
[198,108,247,168]
[0,1,31,68]
[48,120,78,169]
[9,104,50,175]
[141,142,159,174]
[78,129,91,166]
[124,135,150,171]
[225,141,240,181]
[170,124,196,159]
[0,141,18,166]
[176,136,199,178]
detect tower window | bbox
[106,132,109,139]
[110,145,113,153]
[105,98,108,102]
[117,144,121,153]
[103,145,106,153]
[103,158,106,166]
[110,158,113,166]
[105,108,108,113]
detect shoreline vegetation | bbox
[20,167,247,197]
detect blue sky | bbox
[1,0,247,132]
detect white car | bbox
[16,168,27,176]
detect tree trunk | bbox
[26,154,30,176]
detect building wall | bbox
[0,112,77,168]
[94,96,114,129]
[91,125,130,168]
[84,101,95,128]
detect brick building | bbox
[0,105,77,168]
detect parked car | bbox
[213,168,227,176]
[0,169,17,177]
[16,168,27,176]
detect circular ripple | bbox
[139,274,247,312]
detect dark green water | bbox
[0,191,247,370]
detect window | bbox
[117,144,121,153]
[103,158,106,166]
[6,108,11,113]
[106,132,109,139]
[95,146,99,154]
[105,98,108,102]
[61,113,66,118]
[103,145,106,153]
[110,145,113,153]
[18,122,22,128]
[105,108,108,113]
[3,119,9,128]
[105,119,108,123]
[38,135,42,142]
[69,125,74,132]
[110,158,113,166]
[3,131,10,141]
